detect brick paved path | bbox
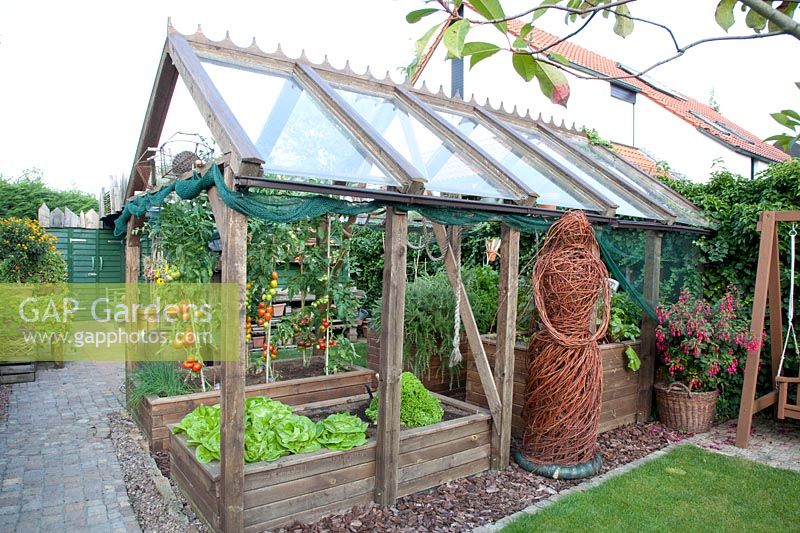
[690,417,800,472]
[0,362,139,532]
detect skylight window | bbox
[617,63,686,101]
[687,111,755,145]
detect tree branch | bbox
[538,30,787,82]
[738,0,800,39]
[449,0,637,26]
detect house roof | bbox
[612,143,662,177]
[508,21,790,164]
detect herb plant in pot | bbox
[654,288,758,433]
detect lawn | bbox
[501,445,800,533]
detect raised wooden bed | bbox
[0,363,35,384]
[366,329,467,396]
[170,394,491,532]
[466,336,641,436]
[134,360,374,451]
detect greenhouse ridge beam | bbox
[235,175,711,235]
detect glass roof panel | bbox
[435,109,596,210]
[200,60,398,186]
[514,127,656,219]
[561,134,711,227]
[335,88,517,199]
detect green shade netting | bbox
[116,165,702,317]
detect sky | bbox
[0,0,796,194]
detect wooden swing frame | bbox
[736,210,800,448]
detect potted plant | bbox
[655,287,759,433]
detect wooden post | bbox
[218,165,248,532]
[636,230,662,422]
[375,207,408,506]
[492,224,519,470]
[736,212,776,447]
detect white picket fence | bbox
[38,204,100,229]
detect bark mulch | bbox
[278,421,687,533]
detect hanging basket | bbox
[654,382,718,434]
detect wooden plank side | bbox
[244,462,374,508]
[244,477,375,528]
[244,493,374,533]
[398,444,491,483]
[244,442,377,491]
[400,432,490,469]
[397,457,490,499]
[399,415,490,453]
[172,466,221,532]
[375,207,408,506]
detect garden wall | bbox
[465,337,641,436]
[170,394,491,532]
[134,362,374,451]
[365,330,467,396]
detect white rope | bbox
[450,238,462,367]
[777,224,799,380]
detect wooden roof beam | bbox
[537,123,677,224]
[474,108,618,218]
[393,87,535,205]
[166,32,264,174]
[126,43,178,201]
[293,63,426,194]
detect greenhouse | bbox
[119,23,713,532]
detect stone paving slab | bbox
[0,362,140,532]
[690,417,800,472]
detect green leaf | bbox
[771,111,799,128]
[547,51,570,66]
[406,8,439,24]
[534,61,571,106]
[532,0,560,22]
[613,4,634,38]
[443,19,470,58]
[470,0,507,33]
[519,22,534,38]
[512,53,537,82]
[512,37,529,49]
[715,0,737,32]
[466,42,501,70]
[625,346,641,372]
[406,22,444,79]
[745,6,767,32]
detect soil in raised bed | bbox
[244,357,329,387]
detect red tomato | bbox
[271,272,278,280]
[257,318,264,326]
[182,360,193,369]
[192,362,202,372]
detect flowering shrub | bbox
[656,288,759,392]
[0,217,65,283]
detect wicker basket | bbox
[654,382,719,433]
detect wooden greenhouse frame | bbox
[123,23,712,531]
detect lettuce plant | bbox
[316,413,368,450]
[365,372,444,427]
[173,396,369,464]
